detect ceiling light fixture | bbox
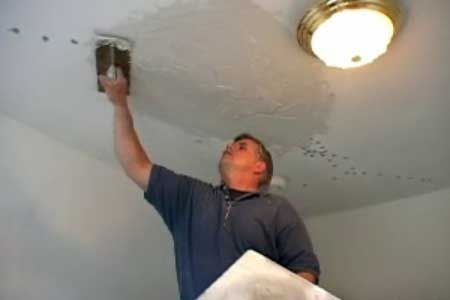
[298,0,400,69]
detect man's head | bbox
[219,133,273,189]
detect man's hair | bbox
[233,133,273,187]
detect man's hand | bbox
[99,68,128,107]
[298,272,317,284]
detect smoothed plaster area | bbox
[111,0,333,146]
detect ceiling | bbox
[1,0,449,216]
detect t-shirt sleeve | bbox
[143,164,205,233]
[275,199,321,279]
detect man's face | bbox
[219,139,263,179]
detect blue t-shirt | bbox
[144,165,320,300]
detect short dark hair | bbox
[233,133,273,187]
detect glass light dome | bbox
[298,0,400,69]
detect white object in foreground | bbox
[198,250,340,300]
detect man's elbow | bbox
[125,161,152,191]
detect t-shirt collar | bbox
[219,183,269,201]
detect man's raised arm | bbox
[99,68,152,191]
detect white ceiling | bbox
[1,0,449,216]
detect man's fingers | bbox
[99,69,126,86]
[98,75,110,88]
[116,67,124,79]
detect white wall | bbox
[306,188,450,300]
[0,113,178,300]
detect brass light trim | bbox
[298,0,401,57]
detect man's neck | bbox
[224,176,259,192]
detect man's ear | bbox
[253,161,266,175]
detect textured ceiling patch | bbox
[104,0,334,149]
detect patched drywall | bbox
[106,0,334,148]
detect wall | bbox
[306,188,450,300]
[0,113,178,299]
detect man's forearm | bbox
[114,103,151,177]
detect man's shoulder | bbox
[148,164,216,196]
[260,192,290,207]
[251,193,293,217]
[261,193,305,220]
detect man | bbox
[99,69,320,300]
